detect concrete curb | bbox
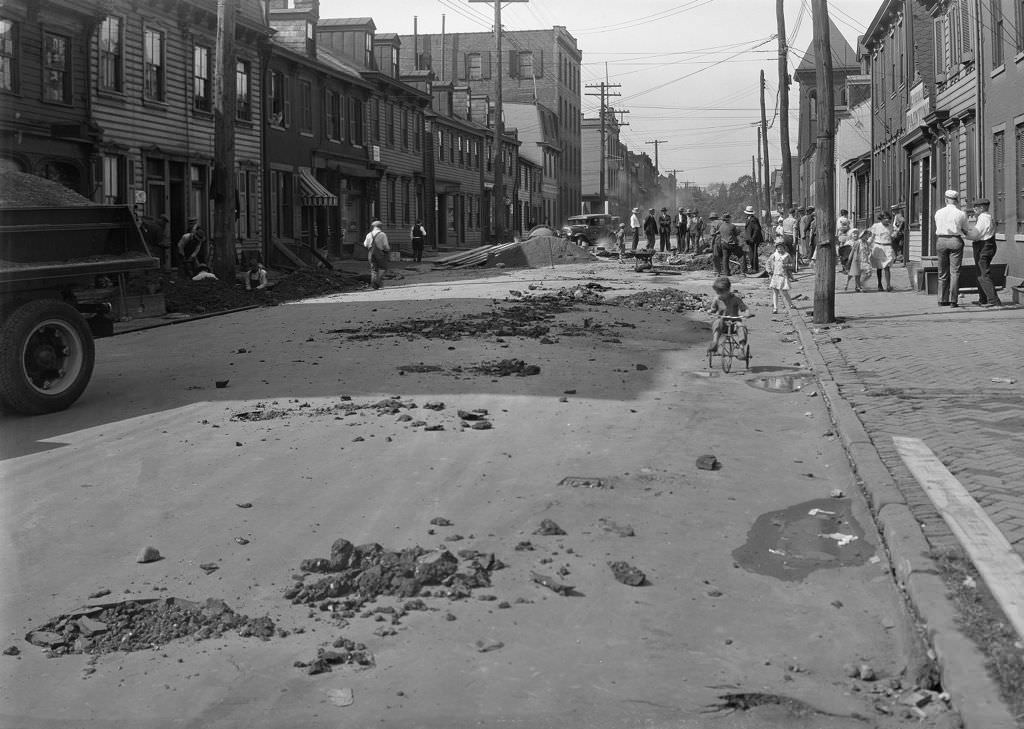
[789,307,1017,729]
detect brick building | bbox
[581,111,628,218]
[504,101,560,229]
[398,25,582,226]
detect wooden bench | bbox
[917,263,1007,295]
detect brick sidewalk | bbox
[790,265,1024,555]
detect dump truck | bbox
[0,203,159,414]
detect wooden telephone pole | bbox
[776,0,793,211]
[469,0,528,242]
[212,0,237,281]
[759,69,772,218]
[811,0,836,323]
[585,82,621,214]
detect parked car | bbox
[561,214,619,247]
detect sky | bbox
[318,0,882,186]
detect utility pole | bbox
[645,139,668,176]
[811,0,836,323]
[759,69,772,218]
[585,82,621,215]
[777,0,793,210]
[212,0,237,282]
[470,0,528,243]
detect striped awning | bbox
[298,168,338,207]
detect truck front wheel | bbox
[0,300,96,415]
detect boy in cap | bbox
[966,198,1001,306]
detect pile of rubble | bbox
[284,538,505,610]
[0,170,95,206]
[609,288,708,313]
[25,598,275,656]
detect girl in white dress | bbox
[764,239,796,314]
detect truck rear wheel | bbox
[0,300,95,414]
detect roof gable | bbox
[796,18,858,76]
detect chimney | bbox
[452,85,471,120]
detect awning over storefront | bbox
[325,160,380,179]
[298,168,338,207]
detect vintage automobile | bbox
[560,214,619,247]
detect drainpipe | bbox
[972,0,984,197]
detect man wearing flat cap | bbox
[643,208,659,251]
[890,203,906,264]
[363,220,390,289]
[933,189,972,307]
[966,198,1002,306]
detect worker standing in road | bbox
[676,208,688,253]
[657,207,672,252]
[410,219,427,263]
[643,208,658,251]
[363,220,390,290]
[629,207,642,250]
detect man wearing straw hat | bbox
[363,220,390,289]
[741,205,763,274]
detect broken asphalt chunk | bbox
[533,519,567,536]
[608,561,647,586]
[136,546,162,563]
[696,454,720,471]
[530,571,574,596]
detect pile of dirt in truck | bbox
[0,171,96,207]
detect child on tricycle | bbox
[706,276,754,354]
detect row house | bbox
[833,74,871,228]
[0,0,272,268]
[399,25,582,225]
[504,101,560,228]
[794,18,861,208]
[624,150,658,213]
[855,0,1024,288]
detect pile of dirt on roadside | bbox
[0,170,96,207]
[284,539,505,609]
[25,597,275,656]
[267,268,363,300]
[609,288,709,312]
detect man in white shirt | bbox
[966,198,1002,307]
[933,189,971,307]
[629,207,641,250]
[363,220,390,289]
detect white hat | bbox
[944,189,958,199]
[370,220,383,227]
[743,205,755,215]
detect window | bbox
[372,99,380,142]
[299,80,312,132]
[143,28,164,101]
[437,129,444,161]
[992,0,1004,67]
[236,59,251,120]
[387,176,396,223]
[272,170,293,237]
[269,70,290,127]
[413,111,421,151]
[468,52,482,80]
[1016,123,1024,233]
[326,90,342,141]
[993,130,1005,233]
[0,19,17,93]
[43,32,70,103]
[102,154,125,204]
[458,136,464,166]
[193,45,211,111]
[348,97,363,145]
[402,178,410,225]
[401,108,409,148]
[98,17,123,92]
[518,51,533,78]
[386,102,394,146]
[236,170,255,240]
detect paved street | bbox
[0,258,970,729]
[788,266,1024,556]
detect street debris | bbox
[475,638,504,653]
[87,589,111,599]
[991,377,1017,384]
[199,563,220,574]
[533,519,567,536]
[559,476,610,489]
[607,288,708,312]
[598,518,635,537]
[468,359,541,377]
[296,638,374,675]
[429,517,452,526]
[136,546,162,563]
[25,598,275,656]
[696,454,720,471]
[326,687,355,706]
[285,539,504,607]
[608,561,647,586]
[702,692,855,720]
[236,502,253,508]
[215,379,229,388]
[530,571,574,596]
[3,645,20,656]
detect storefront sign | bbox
[906,82,930,131]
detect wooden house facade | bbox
[0,0,104,195]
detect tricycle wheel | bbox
[0,299,95,415]
[720,338,734,373]
[743,342,752,369]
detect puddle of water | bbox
[732,498,874,581]
[747,365,800,374]
[746,372,815,393]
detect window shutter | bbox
[535,50,544,77]
[509,50,518,78]
[461,53,468,80]
[483,51,492,79]
[283,77,292,126]
[959,0,972,54]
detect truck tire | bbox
[0,299,95,415]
